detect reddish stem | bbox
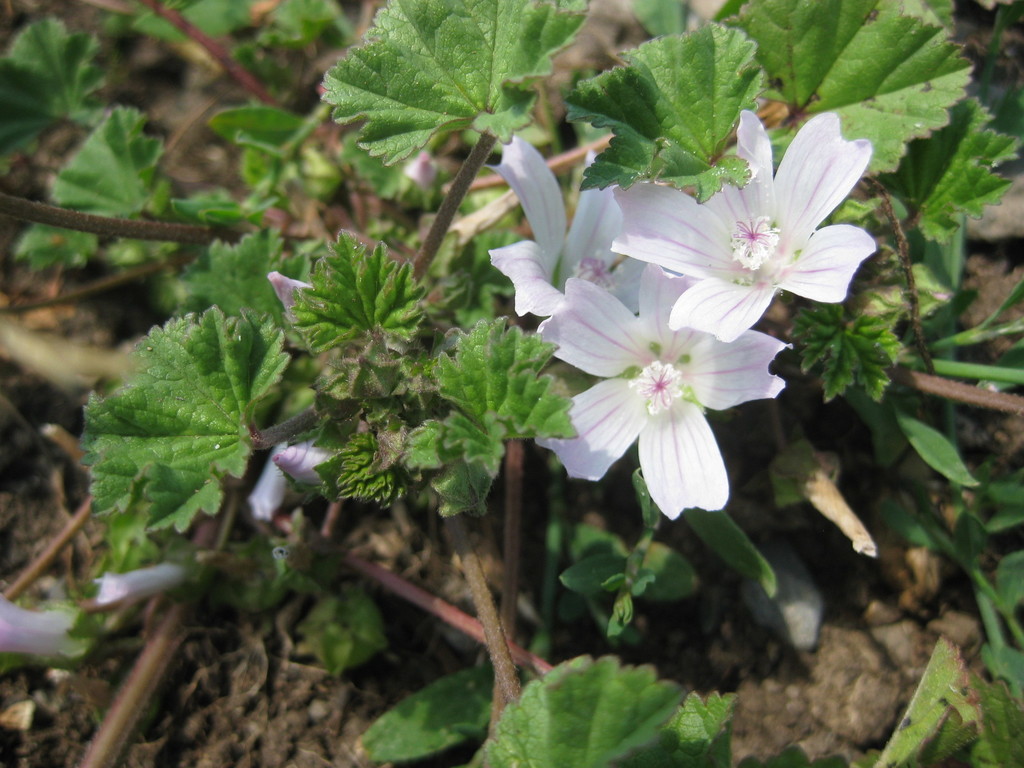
[135,0,278,106]
[340,549,551,676]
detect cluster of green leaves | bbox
[360,641,1024,767]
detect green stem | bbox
[413,132,498,280]
[0,191,224,245]
[928,359,1024,386]
[249,407,320,450]
[971,567,1024,650]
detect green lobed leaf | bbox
[362,665,492,762]
[793,304,900,402]
[734,0,971,172]
[685,509,776,597]
[894,409,979,487]
[52,107,164,216]
[618,692,736,768]
[561,554,627,598]
[295,589,387,675]
[14,225,97,270]
[292,232,424,352]
[436,318,574,440]
[321,0,587,164]
[181,231,309,324]
[0,18,103,154]
[566,26,762,200]
[487,656,683,768]
[881,99,1018,242]
[875,638,982,767]
[82,308,289,531]
[640,543,698,602]
[256,0,352,49]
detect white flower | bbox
[0,596,75,656]
[248,443,289,521]
[273,440,331,485]
[539,264,787,518]
[94,563,187,607]
[613,111,875,342]
[489,136,644,317]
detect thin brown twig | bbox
[890,365,1024,415]
[0,191,224,245]
[468,134,613,191]
[134,0,278,106]
[249,407,321,450]
[871,180,933,374]
[4,496,92,601]
[77,602,189,768]
[0,252,196,314]
[500,440,524,641]
[444,515,522,717]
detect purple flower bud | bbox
[267,271,312,315]
[0,596,75,656]
[403,151,438,190]
[94,563,187,607]
[273,440,331,485]
[248,444,288,521]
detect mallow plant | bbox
[1,0,1024,765]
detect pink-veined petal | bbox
[492,137,566,255]
[705,110,776,227]
[563,185,622,279]
[774,113,872,247]
[613,184,737,281]
[635,264,696,357]
[608,256,646,314]
[668,277,776,342]
[542,278,650,376]
[777,223,876,303]
[638,402,728,517]
[490,240,565,316]
[539,379,647,481]
[683,331,788,410]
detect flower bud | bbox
[273,440,330,485]
[94,563,187,607]
[0,596,74,656]
[403,150,438,190]
[248,444,288,521]
[267,271,312,315]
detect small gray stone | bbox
[741,539,824,651]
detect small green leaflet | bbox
[362,665,492,762]
[181,230,310,324]
[567,26,762,200]
[792,304,901,402]
[292,233,424,352]
[734,0,971,172]
[882,99,1018,243]
[894,410,979,487]
[487,656,682,768]
[617,692,736,768]
[321,0,586,164]
[0,18,103,155]
[14,226,97,270]
[83,309,289,531]
[52,107,164,216]
[436,319,574,444]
